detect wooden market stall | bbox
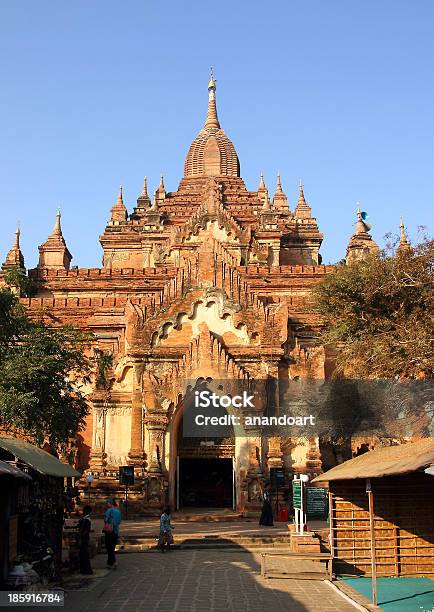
[313,438,434,577]
[0,460,32,584]
[0,436,80,578]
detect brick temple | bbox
[1,75,383,513]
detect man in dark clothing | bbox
[77,505,93,575]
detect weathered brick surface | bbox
[0,77,345,507]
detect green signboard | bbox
[306,487,328,518]
[292,480,302,510]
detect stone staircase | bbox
[171,510,244,522]
[116,532,291,553]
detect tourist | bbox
[159,507,174,552]
[259,483,274,526]
[104,498,122,569]
[77,505,93,575]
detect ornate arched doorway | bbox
[168,393,236,510]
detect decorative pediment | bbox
[151,294,253,347]
[173,179,250,245]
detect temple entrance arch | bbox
[168,384,236,511]
[178,456,234,509]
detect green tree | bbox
[312,235,434,379]
[0,287,92,448]
[3,265,36,297]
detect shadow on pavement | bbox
[56,544,352,612]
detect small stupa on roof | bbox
[38,210,72,270]
[273,174,290,214]
[345,208,379,264]
[132,177,151,217]
[294,179,312,220]
[2,226,25,271]
[397,217,412,254]
[109,186,128,224]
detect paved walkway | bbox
[61,551,356,612]
[65,517,328,540]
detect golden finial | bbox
[208,66,216,89]
[205,68,219,129]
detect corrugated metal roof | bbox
[0,437,80,478]
[0,459,32,480]
[312,438,434,482]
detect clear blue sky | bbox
[0,0,433,267]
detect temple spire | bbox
[2,225,25,271]
[135,176,151,210]
[38,210,72,270]
[273,173,290,214]
[257,173,267,198]
[156,175,165,195]
[276,173,283,194]
[46,209,66,244]
[132,176,152,218]
[295,178,312,219]
[204,69,220,130]
[184,72,239,177]
[354,207,367,235]
[139,177,149,200]
[298,178,305,204]
[52,208,62,236]
[345,207,378,264]
[110,185,128,223]
[400,217,409,244]
[398,217,411,253]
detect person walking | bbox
[259,483,274,527]
[103,498,122,569]
[158,507,174,553]
[77,505,93,575]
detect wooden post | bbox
[366,478,377,607]
[328,490,334,580]
[125,483,128,520]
